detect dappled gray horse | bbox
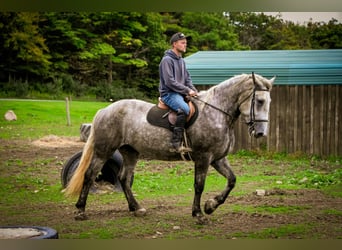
[64,73,275,223]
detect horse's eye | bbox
[257,99,264,106]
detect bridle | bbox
[246,72,270,135]
[191,72,270,129]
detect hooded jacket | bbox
[159,49,197,97]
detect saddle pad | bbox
[146,106,173,131]
[146,103,198,131]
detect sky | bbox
[263,12,342,23]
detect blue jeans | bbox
[161,92,190,115]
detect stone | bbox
[4,110,17,121]
[255,189,266,196]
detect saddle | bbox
[146,97,198,131]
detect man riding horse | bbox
[159,32,198,153]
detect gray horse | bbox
[64,73,275,224]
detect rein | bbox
[191,95,233,119]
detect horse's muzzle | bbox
[248,122,268,138]
[255,132,265,138]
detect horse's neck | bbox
[204,75,252,114]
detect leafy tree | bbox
[0,12,51,82]
[308,18,342,49]
[132,12,166,97]
[228,12,341,50]
[228,12,271,50]
[263,21,312,50]
[180,12,248,51]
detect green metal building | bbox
[184,49,342,85]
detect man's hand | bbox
[189,90,198,97]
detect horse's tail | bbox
[63,128,95,197]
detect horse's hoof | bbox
[134,208,147,217]
[195,215,209,225]
[74,212,88,221]
[204,198,218,214]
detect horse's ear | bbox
[269,76,276,85]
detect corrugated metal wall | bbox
[185,50,342,85]
[185,50,342,156]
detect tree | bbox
[0,12,51,82]
[163,12,248,51]
[228,12,312,50]
[308,18,342,49]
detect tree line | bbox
[0,12,341,100]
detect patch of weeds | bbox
[32,158,56,167]
[255,205,309,214]
[286,168,342,189]
[322,209,342,216]
[14,172,48,189]
[322,184,342,198]
[3,158,24,167]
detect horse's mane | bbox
[204,74,250,96]
[218,74,250,87]
[216,73,272,91]
[199,73,272,103]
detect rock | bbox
[255,189,266,196]
[4,110,17,121]
[299,177,308,183]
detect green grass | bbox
[0,99,109,139]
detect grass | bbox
[0,99,341,239]
[0,99,109,139]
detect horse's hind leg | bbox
[75,157,105,220]
[204,157,236,215]
[118,145,146,216]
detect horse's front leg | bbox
[204,157,236,215]
[192,159,210,224]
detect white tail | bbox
[63,129,95,197]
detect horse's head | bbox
[239,74,275,138]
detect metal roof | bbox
[184,50,342,85]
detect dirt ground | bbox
[0,136,341,239]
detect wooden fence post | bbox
[65,97,71,126]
